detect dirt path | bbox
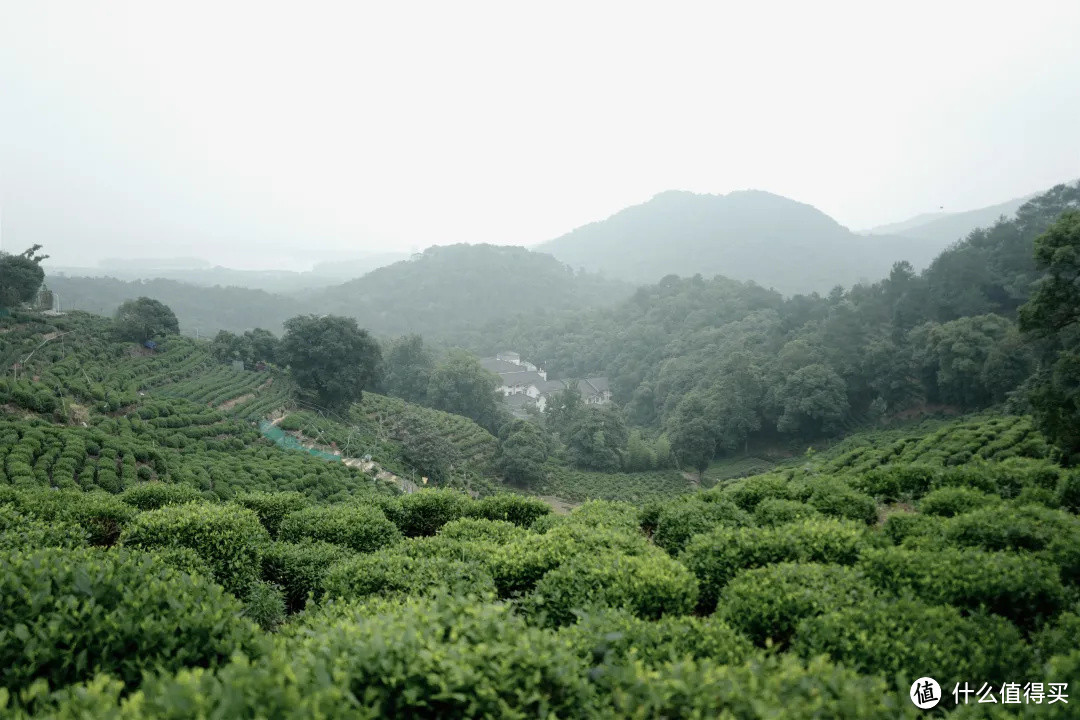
[217,393,254,411]
[537,495,578,515]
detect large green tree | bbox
[566,405,628,472]
[381,335,434,404]
[1019,209,1080,462]
[113,297,180,342]
[427,350,503,432]
[0,245,48,309]
[497,419,549,486]
[280,315,382,410]
[668,396,715,477]
[776,364,849,437]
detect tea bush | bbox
[7,489,136,546]
[525,551,698,626]
[557,608,754,669]
[602,654,910,719]
[681,518,866,611]
[390,488,472,536]
[792,476,878,525]
[918,486,1001,517]
[651,498,751,555]
[278,504,401,553]
[261,540,351,612]
[752,497,822,526]
[716,563,876,647]
[0,547,259,696]
[490,523,650,597]
[242,580,286,631]
[0,505,86,550]
[465,493,551,527]
[119,482,204,510]
[437,517,526,544]
[322,551,495,600]
[858,547,1065,626]
[792,595,1028,687]
[120,502,269,595]
[234,490,309,537]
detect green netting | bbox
[259,420,342,462]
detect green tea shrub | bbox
[852,464,939,502]
[323,551,495,600]
[752,498,822,527]
[491,523,650,597]
[0,547,259,695]
[792,595,1028,686]
[603,654,905,719]
[261,540,351,612]
[243,580,286,631]
[918,486,1001,517]
[466,493,551,527]
[235,491,309,537]
[942,503,1079,552]
[1032,608,1080,662]
[716,563,875,647]
[638,499,665,535]
[562,499,641,531]
[792,476,878,525]
[386,534,500,565]
[859,547,1065,626]
[710,474,793,511]
[525,551,698,626]
[0,505,86,550]
[393,489,472,536]
[437,517,526,544]
[121,502,269,595]
[278,504,401,553]
[558,608,754,669]
[681,518,866,611]
[1015,485,1060,508]
[652,499,751,555]
[1057,470,1080,513]
[881,512,945,546]
[10,489,136,545]
[119,482,204,510]
[150,546,213,577]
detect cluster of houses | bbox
[479,351,612,419]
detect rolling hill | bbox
[860,192,1035,246]
[46,244,633,340]
[534,190,951,295]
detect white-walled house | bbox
[481,351,612,418]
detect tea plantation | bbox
[2,312,1079,718]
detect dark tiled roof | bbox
[479,358,523,374]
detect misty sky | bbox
[2,1,1079,270]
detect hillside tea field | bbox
[1,311,1079,718]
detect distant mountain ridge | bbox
[46,244,632,339]
[860,193,1037,245]
[535,190,951,295]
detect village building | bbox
[480,351,612,418]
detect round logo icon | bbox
[910,677,942,709]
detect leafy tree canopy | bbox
[113,297,180,343]
[280,314,382,410]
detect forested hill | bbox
[300,244,633,338]
[481,181,1080,454]
[45,244,633,339]
[535,190,949,294]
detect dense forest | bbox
[475,182,1080,464]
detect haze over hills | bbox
[534,190,952,294]
[43,244,632,339]
[44,251,411,295]
[860,191,1037,245]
